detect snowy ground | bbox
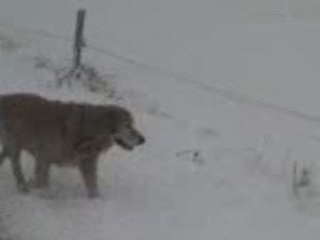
[1,1,320,240]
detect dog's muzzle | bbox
[137,134,145,145]
[114,126,146,151]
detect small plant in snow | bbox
[176,149,205,166]
[293,161,312,197]
[0,32,20,52]
[34,55,53,70]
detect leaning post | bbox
[73,8,86,69]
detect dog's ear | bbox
[108,121,119,134]
[74,134,110,153]
[60,104,81,138]
[74,137,97,152]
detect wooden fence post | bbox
[73,8,86,69]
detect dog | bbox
[0,93,145,198]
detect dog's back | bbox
[0,94,70,156]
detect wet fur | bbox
[0,93,145,198]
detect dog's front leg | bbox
[33,159,51,189]
[79,157,99,199]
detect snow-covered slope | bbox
[1,1,320,240]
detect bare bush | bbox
[34,56,118,98]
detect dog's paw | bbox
[17,183,30,194]
[87,190,100,199]
[28,178,49,189]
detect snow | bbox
[1,0,320,240]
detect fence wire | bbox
[1,20,320,126]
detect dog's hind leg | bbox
[9,148,29,193]
[0,146,9,166]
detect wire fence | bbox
[1,20,320,126]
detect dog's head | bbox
[108,106,145,151]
